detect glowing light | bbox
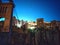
[28,26,36,30]
[0,18,5,21]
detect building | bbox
[0,21,4,32]
[51,20,60,30]
[37,18,44,28]
[37,18,60,30]
[27,21,37,30]
[44,22,51,29]
[0,0,14,32]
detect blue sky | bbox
[2,0,60,22]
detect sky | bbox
[2,0,60,22]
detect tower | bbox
[37,18,44,28]
[0,0,14,32]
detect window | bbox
[2,7,7,13]
[0,18,5,21]
[4,7,7,13]
[0,6,7,14]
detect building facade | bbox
[0,0,14,32]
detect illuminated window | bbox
[0,18,5,21]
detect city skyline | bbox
[0,0,60,45]
[2,0,60,22]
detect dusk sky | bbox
[2,0,60,22]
